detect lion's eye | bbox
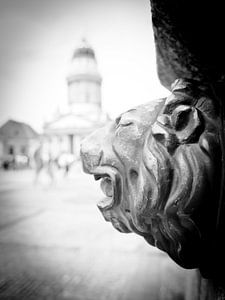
[116,121,133,129]
[119,121,133,127]
[115,114,134,130]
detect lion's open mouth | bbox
[93,170,134,234]
[94,174,114,209]
[92,167,122,210]
[94,175,113,198]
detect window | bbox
[21,146,27,154]
[8,145,14,155]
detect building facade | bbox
[43,39,109,159]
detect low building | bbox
[0,119,39,168]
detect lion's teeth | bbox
[100,177,113,197]
[94,175,101,181]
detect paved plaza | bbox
[0,164,195,299]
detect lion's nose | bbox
[80,132,103,172]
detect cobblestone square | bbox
[0,164,193,299]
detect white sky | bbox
[0,0,168,132]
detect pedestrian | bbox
[46,151,55,184]
[57,152,75,177]
[33,144,44,184]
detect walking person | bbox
[33,144,44,184]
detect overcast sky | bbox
[0,0,168,132]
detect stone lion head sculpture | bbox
[80,79,222,272]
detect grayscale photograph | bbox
[0,0,224,299]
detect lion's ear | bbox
[152,103,204,152]
[171,105,203,143]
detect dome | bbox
[67,38,101,84]
[72,38,96,60]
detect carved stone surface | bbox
[80,79,222,276]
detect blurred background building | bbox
[0,39,110,170]
[43,38,109,159]
[0,119,39,169]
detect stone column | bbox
[149,2,225,297]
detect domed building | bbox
[67,38,102,119]
[43,39,109,158]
